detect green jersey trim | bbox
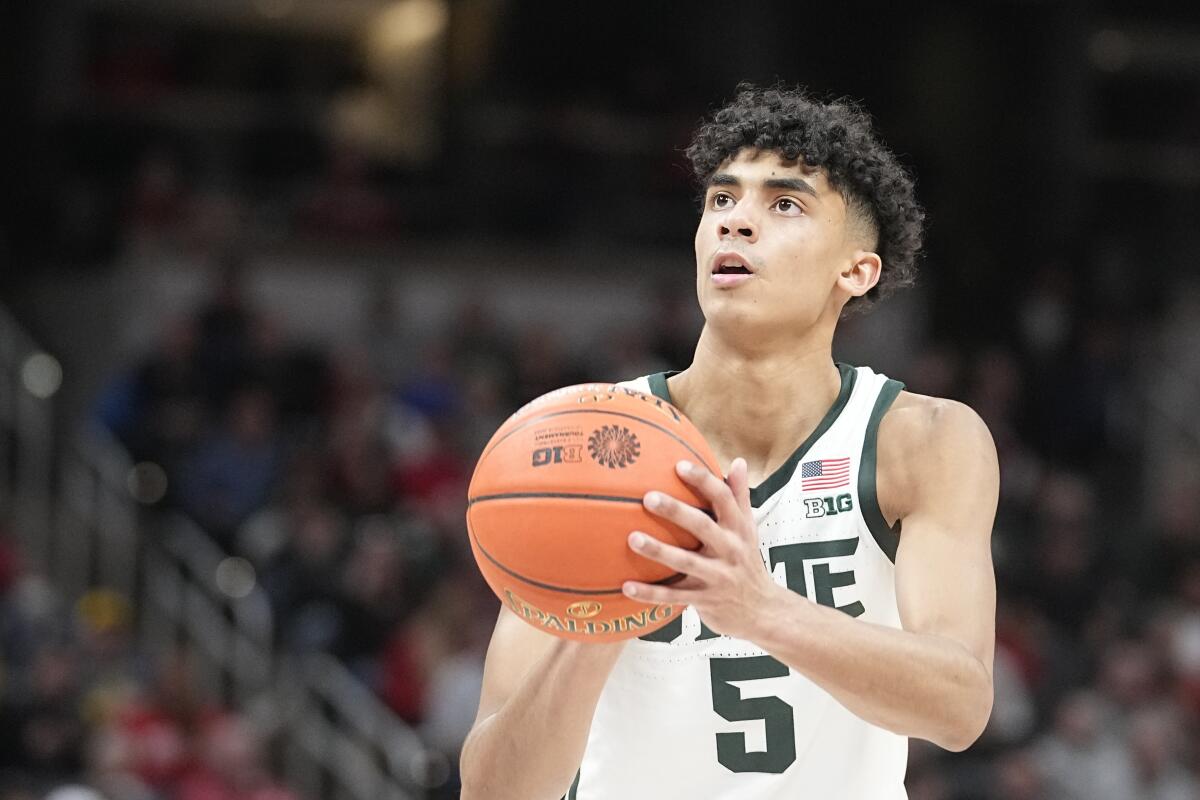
[646,371,672,405]
[565,768,580,800]
[858,378,905,563]
[643,363,858,508]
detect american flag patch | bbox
[800,457,851,491]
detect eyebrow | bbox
[708,173,818,197]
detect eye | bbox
[710,192,734,210]
[773,198,799,214]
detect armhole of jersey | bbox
[859,379,904,563]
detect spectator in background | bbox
[325,347,401,516]
[1034,690,1135,800]
[295,145,399,240]
[982,642,1036,747]
[647,281,701,371]
[247,314,331,439]
[89,648,226,799]
[1027,472,1105,632]
[362,280,413,391]
[510,323,585,406]
[379,566,490,745]
[1161,558,1200,719]
[256,501,349,653]
[96,315,206,468]
[904,342,964,401]
[0,644,87,786]
[194,259,258,413]
[592,324,670,386]
[330,519,410,675]
[126,148,190,236]
[1096,639,1171,731]
[1143,279,1200,566]
[176,716,298,800]
[456,362,512,458]
[0,537,87,795]
[965,347,1028,473]
[74,590,143,732]
[1126,708,1199,800]
[991,747,1049,800]
[175,386,283,547]
[448,299,516,399]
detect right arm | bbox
[459,608,625,800]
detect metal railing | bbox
[56,430,140,606]
[0,304,57,572]
[0,305,443,800]
[141,515,444,800]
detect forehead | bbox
[712,148,835,194]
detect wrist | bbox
[746,582,815,653]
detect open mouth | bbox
[711,253,755,275]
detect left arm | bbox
[623,398,998,752]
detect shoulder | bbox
[875,390,999,525]
[880,391,995,453]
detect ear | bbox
[837,250,882,298]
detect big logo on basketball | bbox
[588,425,641,469]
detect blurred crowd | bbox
[0,533,298,800]
[3,245,1199,800]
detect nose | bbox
[718,208,757,242]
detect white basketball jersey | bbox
[566,364,908,800]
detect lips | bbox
[710,252,755,275]
[709,252,755,289]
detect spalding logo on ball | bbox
[466,383,720,642]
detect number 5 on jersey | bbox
[710,656,796,773]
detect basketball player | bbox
[460,84,998,799]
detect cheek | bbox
[772,236,841,302]
[787,224,842,272]
[694,230,716,280]
[694,219,712,257]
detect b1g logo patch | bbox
[588,425,641,469]
[805,493,854,518]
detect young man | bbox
[460,84,998,800]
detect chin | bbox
[701,299,820,339]
[701,302,769,334]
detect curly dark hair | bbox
[686,84,924,310]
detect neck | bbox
[668,325,844,484]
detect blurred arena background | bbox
[2,1,1200,798]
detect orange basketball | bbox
[466,383,721,642]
